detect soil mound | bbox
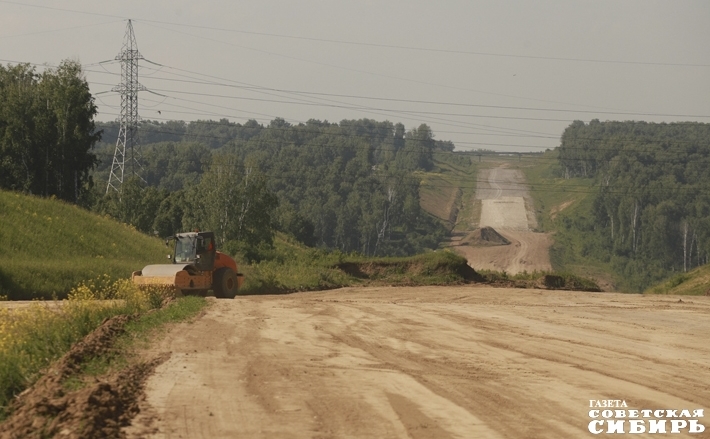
[0,315,167,439]
[460,227,510,247]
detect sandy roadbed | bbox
[455,229,552,275]
[125,287,710,438]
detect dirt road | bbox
[126,288,710,438]
[455,230,553,274]
[454,165,552,275]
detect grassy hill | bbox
[0,190,166,299]
[645,265,710,296]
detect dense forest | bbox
[92,118,452,259]
[556,120,710,290]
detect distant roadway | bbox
[456,164,552,275]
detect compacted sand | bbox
[125,287,710,438]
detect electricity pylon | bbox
[106,19,146,194]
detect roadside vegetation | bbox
[645,264,710,295]
[0,187,476,299]
[1,178,507,301]
[477,269,600,292]
[240,235,482,295]
[521,152,618,289]
[0,278,205,421]
[90,119,454,260]
[522,120,710,292]
[520,149,590,232]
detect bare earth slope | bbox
[126,289,710,439]
[454,165,552,274]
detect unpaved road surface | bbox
[126,288,710,438]
[455,230,553,274]
[475,167,532,232]
[456,165,552,274]
[0,301,40,310]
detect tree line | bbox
[556,119,710,290]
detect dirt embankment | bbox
[123,289,710,438]
[1,316,166,439]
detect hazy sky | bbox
[2,0,709,151]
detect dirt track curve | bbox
[125,288,710,439]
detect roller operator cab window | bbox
[174,237,195,263]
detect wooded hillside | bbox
[556,120,710,290]
[93,118,453,259]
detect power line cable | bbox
[138,86,689,123]
[137,22,632,113]
[0,0,125,19]
[134,96,710,149]
[92,118,710,165]
[131,16,710,68]
[138,93,560,139]
[0,19,124,39]
[87,60,710,148]
[86,67,710,120]
[31,58,706,145]
[2,0,706,68]
[133,63,560,137]
[100,113,709,147]
[132,84,550,139]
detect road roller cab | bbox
[173,231,216,270]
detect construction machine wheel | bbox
[213,267,238,299]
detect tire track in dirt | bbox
[455,230,552,274]
[125,288,710,439]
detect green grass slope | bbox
[0,190,166,299]
[645,265,710,296]
[521,151,589,233]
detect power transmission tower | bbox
[106,19,146,194]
